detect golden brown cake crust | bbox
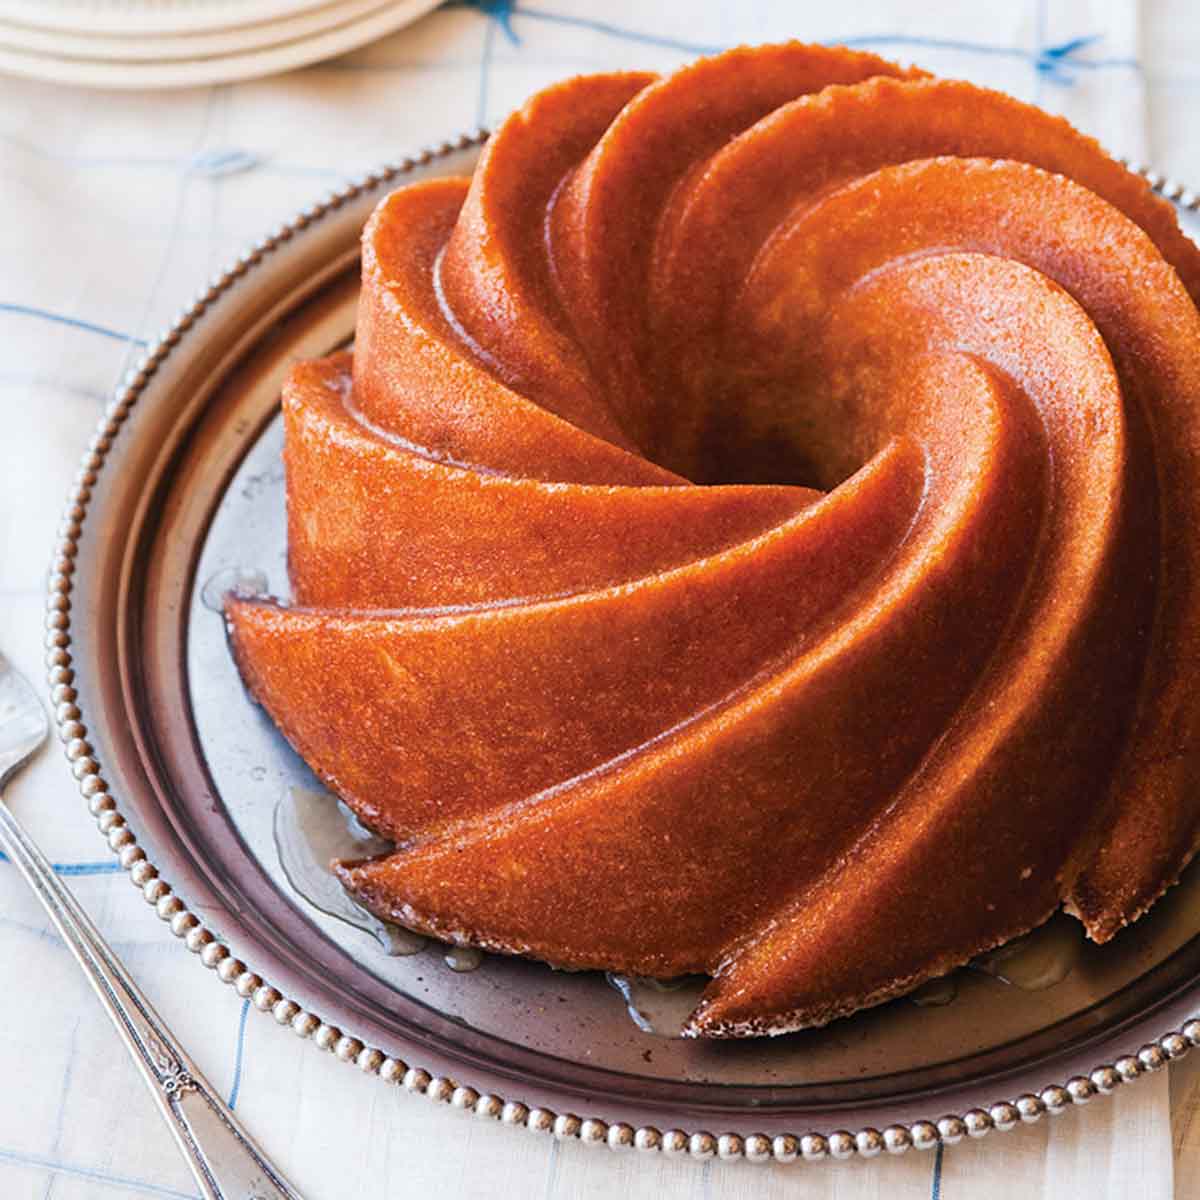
[226,43,1200,1036]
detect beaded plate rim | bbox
[42,132,1200,1165]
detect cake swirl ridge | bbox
[227,43,1200,1036]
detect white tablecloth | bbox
[2,2,1199,1196]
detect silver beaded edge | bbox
[42,143,1200,1163]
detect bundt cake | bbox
[225,42,1200,1037]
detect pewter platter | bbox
[49,135,1200,1159]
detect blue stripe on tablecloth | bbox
[0,302,146,347]
[484,4,723,54]
[0,1145,200,1198]
[48,861,126,876]
[228,998,251,1110]
[0,851,124,876]
[931,1140,945,1198]
[452,1,1139,84]
[540,1138,560,1200]
[837,31,1135,73]
[0,128,341,177]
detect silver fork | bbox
[0,650,303,1200]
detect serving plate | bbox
[0,0,439,89]
[0,0,418,62]
[46,132,1200,1163]
[0,1,339,36]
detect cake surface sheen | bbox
[226,43,1200,1038]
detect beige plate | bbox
[0,0,410,61]
[0,0,439,88]
[45,134,1200,1162]
[0,0,351,34]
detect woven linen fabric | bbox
[0,1,1195,1196]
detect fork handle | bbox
[0,795,304,1200]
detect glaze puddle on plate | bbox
[445,946,484,973]
[274,785,426,957]
[605,973,708,1037]
[972,914,1085,990]
[911,916,1084,1012]
[909,975,959,1008]
[200,565,270,612]
[274,784,488,972]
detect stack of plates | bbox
[0,0,441,88]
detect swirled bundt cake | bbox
[226,43,1200,1037]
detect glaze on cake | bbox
[226,44,1200,1037]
